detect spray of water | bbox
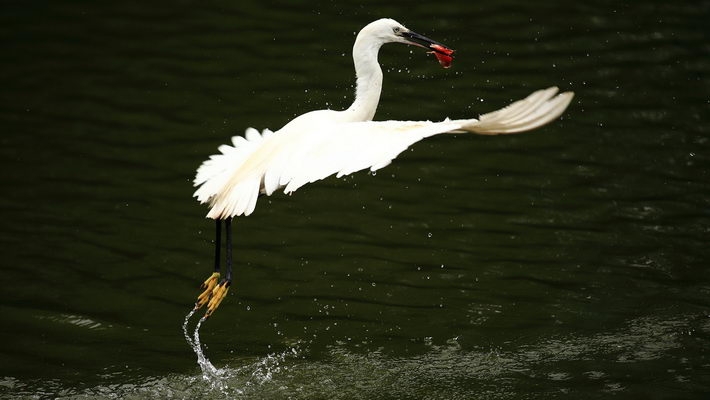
[183,308,225,387]
[182,308,196,348]
[193,316,222,379]
[182,305,301,394]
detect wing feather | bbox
[194,87,574,218]
[457,87,574,134]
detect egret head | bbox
[359,18,455,68]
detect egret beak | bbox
[401,31,447,51]
[401,30,455,68]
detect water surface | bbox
[1,0,709,398]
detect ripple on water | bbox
[7,312,698,399]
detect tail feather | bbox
[193,127,271,206]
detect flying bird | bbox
[192,18,574,317]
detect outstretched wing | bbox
[277,87,574,194]
[195,87,574,219]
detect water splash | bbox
[183,308,226,389]
[182,308,196,348]
[182,307,302,396]
[250,347,299,384]
[193,315,223,380]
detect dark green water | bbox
[1,1,709,398]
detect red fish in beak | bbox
[400,30,455,68]
[429,44,454,68]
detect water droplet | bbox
[427,232,432,238]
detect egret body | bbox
[192,18,574,317]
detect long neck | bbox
[344,35,383,122]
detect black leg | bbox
[225,217,233,283]
[195,219,223,310]
[214,218,222,274]
[203,217,232,317]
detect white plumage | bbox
[193,19,574,220]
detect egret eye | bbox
[393,26,401,35]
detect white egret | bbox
[192,18,574,317]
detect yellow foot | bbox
[205,281,230,318]
[195,272,220,310]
